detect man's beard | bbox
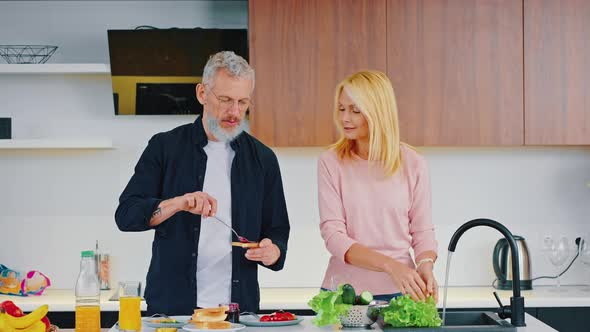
[205,112,250,142]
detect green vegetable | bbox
[381,295,442,328]
[359,290,373,305]
[307,285,352,326]
[341,284,356,305]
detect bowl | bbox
[339,300,388,329]
[366,301,390,321]
[0,45,58,64]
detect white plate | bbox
[240,315,303,327]
[142,315,191,328]
[182,322,246,332]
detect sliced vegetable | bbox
[259,311,296,322]
[359,291,373,305]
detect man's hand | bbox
[148,191,217,227]
[245,238,281,266]
[176,191,217,217]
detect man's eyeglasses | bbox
[209,89,252,112]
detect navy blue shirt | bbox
[115,118,290,315]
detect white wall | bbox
[1,1,590,291]
[0,1,248,63]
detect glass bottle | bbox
[75,250,101,332]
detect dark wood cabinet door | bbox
[387,0,524,145]
[536,307,590,332]
[525,0,590,145]
[249,0,387,146]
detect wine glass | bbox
[579,235,590,292]
[543,235,570,291]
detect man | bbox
[115,51,290,315]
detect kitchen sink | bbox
[378,312,516,331]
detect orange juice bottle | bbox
[75,250,101,332]
[119,296,142,330]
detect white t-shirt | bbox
[196,140,235,308]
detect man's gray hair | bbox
[202,51,255,90]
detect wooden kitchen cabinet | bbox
[524,0,590,145]
[248,0,387,146]
[386,0,524,146]
[249,0,590,147]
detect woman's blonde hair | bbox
[331,70,403,177]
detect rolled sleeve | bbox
[408,156,438,259]
[318,156,357,262]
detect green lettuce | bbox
[382,295,442,327]
[307,285,352,326]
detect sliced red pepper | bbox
[259,311,296,322]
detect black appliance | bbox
[107,28,248,115]
[0,118,11,139]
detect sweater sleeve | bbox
[317,154,357,262]
[408,156,438,259]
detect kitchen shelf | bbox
[0,138,113,149]
[0,63,110,74]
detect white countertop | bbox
[1,286,588,312]
[91,315,556,332]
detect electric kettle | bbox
[492,235,532,290]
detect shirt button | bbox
[192,253,196,257]
[232,279,239,283]
[194,227,198,231]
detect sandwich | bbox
[191,306,228,322]
[231,242,259,248]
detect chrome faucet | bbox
[448,218,526,327]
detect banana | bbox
[16,320,46,332]
[3,304,48,329]
[0,312,10,331]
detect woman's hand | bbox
[386,261,428,302]
[416,261,438,303]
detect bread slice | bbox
[192,306,228,323]
[190,321,232,330]
[231,241,259,248]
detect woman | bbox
[318,70,438,302]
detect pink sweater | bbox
[318,145,438,295]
